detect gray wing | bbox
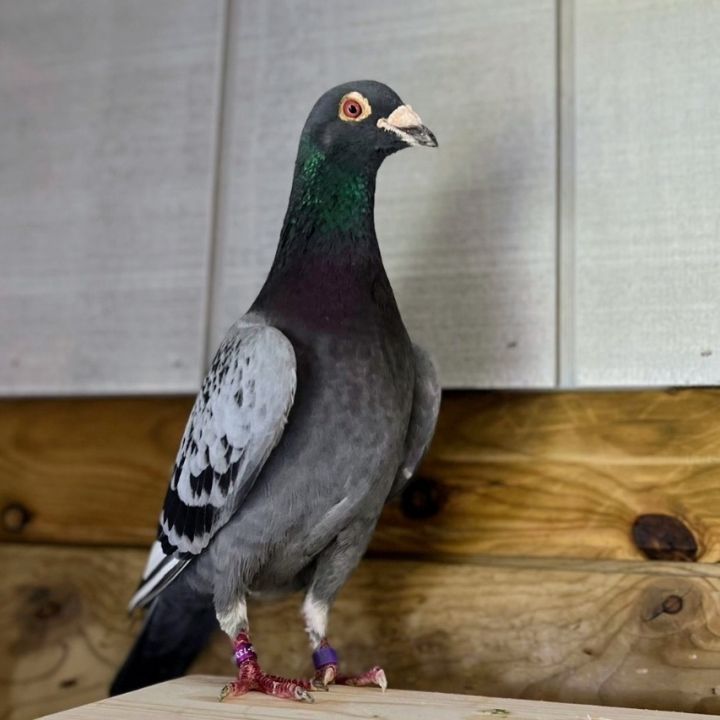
[389,343,441,499]
[129,316,296,610]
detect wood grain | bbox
[211,0,557,388]
[572,0,720,386]
[38,676,710,720]
[3,391,720,563]
[0,1,224,394]
[0,397,192,546]
[5,544,720,719]
[372,388,720,561]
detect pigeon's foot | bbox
[219,661,314,702]
[312,642,387,691]
[219,632,314,703]
[313,663,387,690]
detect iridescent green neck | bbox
[252,137,391,317]
[286,138,375,233]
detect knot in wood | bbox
[34,598,62,620]
[2,502,31,533]
[661,594,683,615]
[631,513,698,561]
[401,477,444,520]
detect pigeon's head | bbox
[300,80,437,170]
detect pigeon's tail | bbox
[110,579,217,696]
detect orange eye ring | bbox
[338,92,371,122]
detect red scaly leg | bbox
[335,666,387,688]
[220,632,315,703]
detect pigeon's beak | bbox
[377,105,438,148]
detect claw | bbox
[377,668,388,692]
[295,687,315,703]
[219,681,249,702]
[312,662,336,690]
[322,664,336,687]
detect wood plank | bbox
[0,397,193,546]
[0,1,224,394]
[5,544,720,718]
[3,391,720,563]
[0,390,720,563]
[211,0,557,388]
[572,0,720,386]
[372,388,720,561]
[38,676,708,720]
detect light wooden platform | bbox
[38,675,706,720]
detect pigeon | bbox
[111,80,440,703]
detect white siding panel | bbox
[212,0,557,387]
[574,0,720,386]
[0,1,224,394]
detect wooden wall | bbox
[2,1,719,392]
[4,390,720,718]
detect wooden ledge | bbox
[39,675,706,719]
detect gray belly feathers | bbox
[199,321,416,595]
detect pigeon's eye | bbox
[343,100,362,118]
[339,93,371,122]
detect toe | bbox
[294,686,315,703]
[336,665,388,689]
[219,680,249,701]
[257,673,316,701]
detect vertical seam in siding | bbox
[199,0,233,383]
[557,0,576,387]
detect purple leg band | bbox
[233,638,257,667]
[313,645,338,669]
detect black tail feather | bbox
[110,581,217,696]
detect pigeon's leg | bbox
[302,593,336,688]
[302,534,388,692]
[303,592,387,690]
[217,596,314,703]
